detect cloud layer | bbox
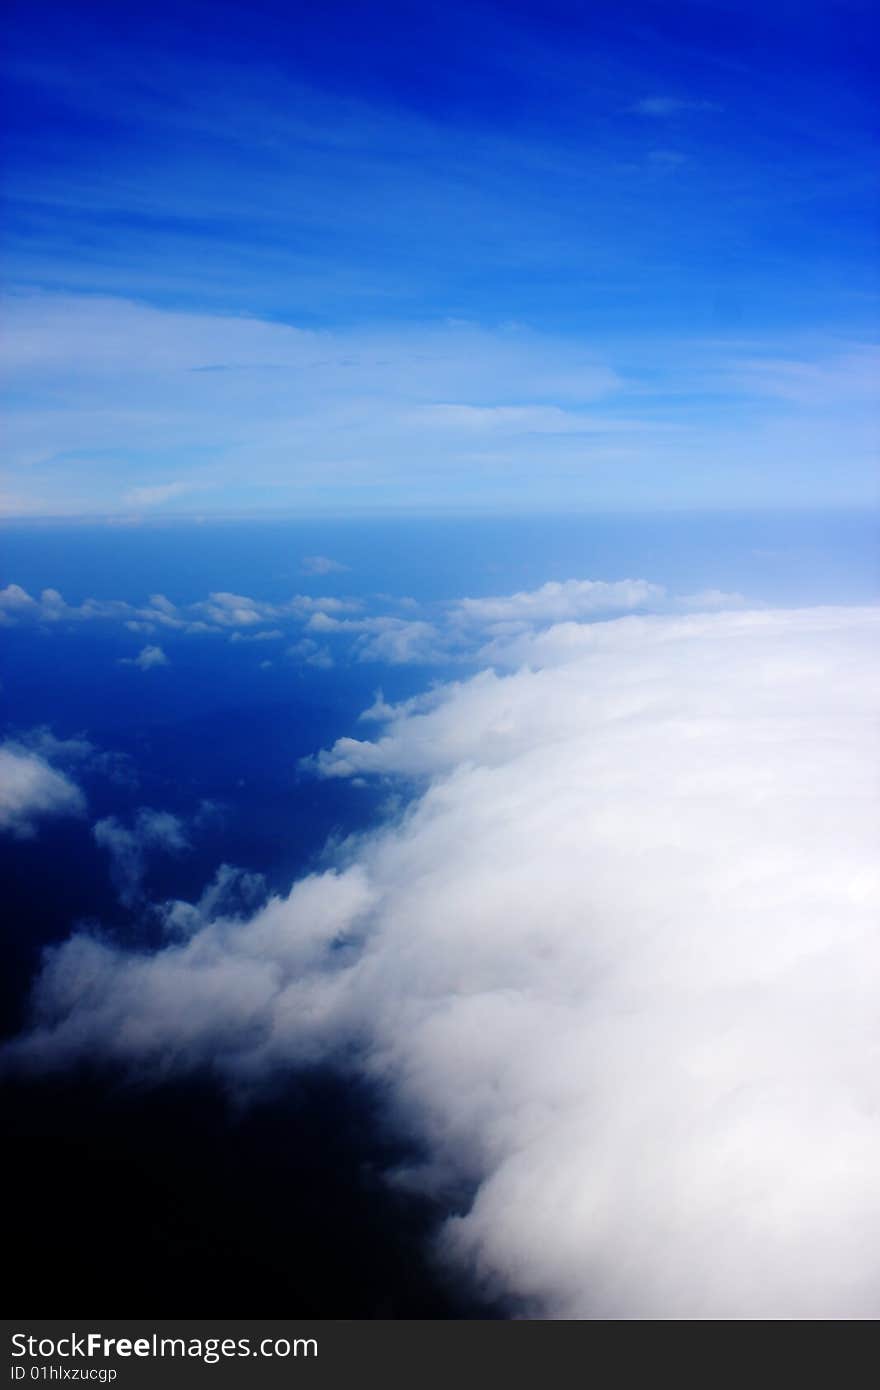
[1,573,749,671]
[7,604,880,1318]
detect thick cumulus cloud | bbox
[0,743,86,837]
[7,605,880,1318]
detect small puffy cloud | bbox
[194,592,265,627]
[0,574,676,666]
[0,569,768,695]
[288,638,334,669]
[0,583,40,623]
[1,585,171,630]
[120,644,168,670]
[189,591,361,630]
[300,555,349,576]
[0,585,75,626]
[0,743,86,837]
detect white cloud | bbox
[287,638,334,669]
[306,612,444,665]
[0,571,761,677]
[189,591,362,629]
[120,644,169,670]
[7,603,880,1317]
[0,743,86,837]
[453,578,665,628]
[0,582,363,637]
[2,584,158,629]
[300,555,349,576]
[0,584,41,622]
[157,863,268,939]
[94,808,189,905]
[192,592,266,628]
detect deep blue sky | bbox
[2,0,878,514]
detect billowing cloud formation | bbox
[7,604,880,1318]
[157,863,268,939]
[0,743,86,837]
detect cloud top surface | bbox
[7,604,880,1318]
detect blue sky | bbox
[2,0,878,515]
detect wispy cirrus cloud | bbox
[630,97,720,116]
[2,293,877,515]
[126,482,192,507]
